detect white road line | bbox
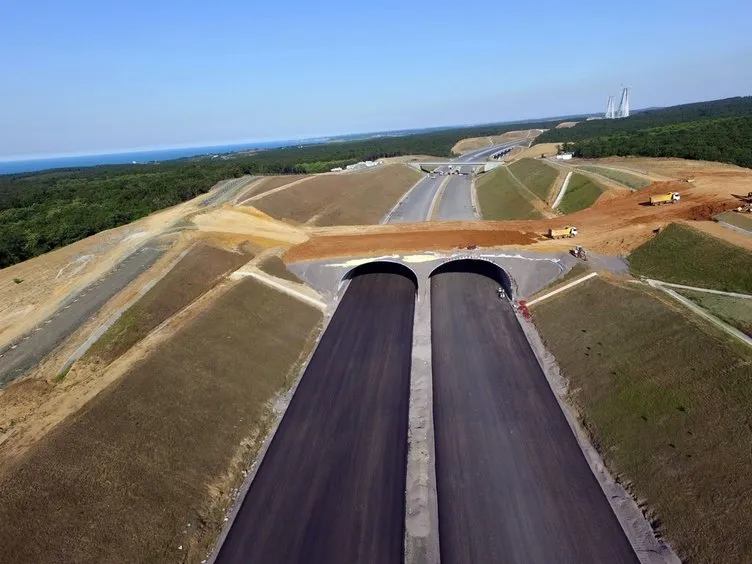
[426,177,451,221]
[382,174,429,224]
[526,272,599,306]
[231,270,326,310]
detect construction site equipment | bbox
[548,226,578,239]
[735,204,752,213]
[649,192,680,205]
[571,246,588,261]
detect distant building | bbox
[556,153,574,161]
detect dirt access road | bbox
[216,268,415,564]
[0,244,166,387]
[431,269,637,563]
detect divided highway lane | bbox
[387,174,445,223]
[431,270,638,564]
[435,176,476,220]
[216,270,415,564]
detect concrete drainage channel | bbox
[211,249,677,564]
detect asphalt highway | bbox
[216,268,415,564]
[387,174,445,223]
[431,270,638,564]
[435,176,475,220]
[386,139,529,223]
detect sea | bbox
[0,126,445,176]
[0,139,323,175]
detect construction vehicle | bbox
[649,192,680,205]
[548,226,578,239]
[735,203,752,213]
[571,246,588,261]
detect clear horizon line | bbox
[0,113,576,163]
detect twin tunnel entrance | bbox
[217,259,637,564]
[342,258,513,298]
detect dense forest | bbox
[0,119,562,268]
[537,96,752,144]
[566,116,752,168]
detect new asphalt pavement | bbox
[430,269,638,564]
[215,268,416,564]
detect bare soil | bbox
[451,129,541,154]
[0,278,323,564]
[253,164,422,226]
[86,243,251,365]
[258,255,304,284]
[285,170,739,260]
[555,121,578,128]
[532,277,752,563]
[236,175,310,201]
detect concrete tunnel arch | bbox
[429,258,513,299]
[340,260,419,294]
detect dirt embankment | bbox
[0,278,323,564]
[451,129,541,154]
[252,164,422,226]
[555,121,578,128]
[285,175,739,260]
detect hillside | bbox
[537,96,752,144]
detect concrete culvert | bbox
[429,258,512,298]
[342,261,419,291]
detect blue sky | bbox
[1,0,751,159]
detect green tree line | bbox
[568,116,752,169]
[537,96,752,144]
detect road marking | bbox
[526,272,599,307]
[426,177,451,220]
[231,270,326,310]
[382,175,429,224]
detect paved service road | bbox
[435,176,476,220]
[216,268,415,564]
[0,245,165,387]
[431,269,638,564]
[387,174,445,223]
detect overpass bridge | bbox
[408,161,502,173]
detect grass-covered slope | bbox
[628,223,752,293]
[508,158,558,200]
[556,173,604,214]
[476,167,543,220]
[532,277,752,563]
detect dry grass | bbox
[451,130,538,154]
[0,278,323,563]
[253,165,422,226]
[532,278,752,563]
[237,175,310,200]
[258,255,303,284]
[86,243,250,365]
[716,211,752,232]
